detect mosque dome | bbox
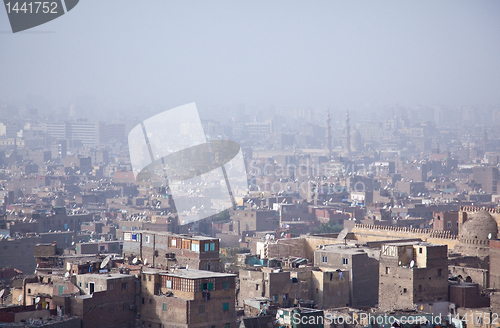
[459,210,498,245]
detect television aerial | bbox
[100,256,111,269]
[132,257,138,265]
[410,260,415,268]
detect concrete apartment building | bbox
[378,242,448,311]
[238,265,350,310]
[123,231,221,271]
[140,268,237,328]
[314,244,380,307]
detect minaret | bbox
[326,111,332,157]
[345,112,351,155]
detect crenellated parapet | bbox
[353,223,459,240]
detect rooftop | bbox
[144,268,236,279]
[128,230,217,241]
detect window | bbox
[122,282,127,290]
[143,275,146,281]
[225,324,230,328]
[342,258,348,265]
[142,297,145,304]
[223,281,230,290]
[210,242,215,251]
[145,236,150,243]
[166,280,172,288]
[403,288,407,293]
[322,256,327,263]
[386,267,390,274]
[109,283,114,290]
[438,269,442,277]
[148,275,152,282]
[447,222,452,228]
[162,303,167,311]
[191,243,199,252]
[223,302,229,311]
[100,246,105,251]
[171,239,176,247]
[201,282,214,291]
[419,248,423,254]
[199,305,205,313]
[27,288,31,294]
[418,285,422,291]
[204,243,209,252]
[255,284,259,290]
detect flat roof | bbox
[127,230,216,241]
[143,268,235,279]
[76,273,134,280]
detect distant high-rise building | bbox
[325,111,332,157]
[344,112,351,156]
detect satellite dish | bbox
[64,272,70,278]
[0,289,4,298]
[132,257,138,265]
[144,258,148,265]
[18,295,22,302]
[35,297,40,304]
[71,242,75,245]
[186,265,189,270]
[488,233,493,240]
[410,260,415,268]
[100,256,111,269]
[337,228,349,242]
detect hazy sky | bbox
[1,1,500,116]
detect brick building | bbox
[123,231,221,271]
[378,242,448,311]
[490,239,500,289]
[314,244,380,307]
[432,211,459,234]
[70,273,137,328]
[140,268,237,328]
